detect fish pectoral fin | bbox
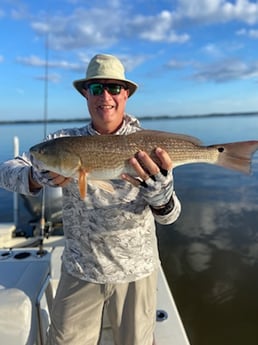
[90,180,115,194]
[78,169,88,199]
[78,171,115,199]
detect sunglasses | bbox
[85,83,127,96]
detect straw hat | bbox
[73,54,138,97]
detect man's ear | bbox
[82,88,88,100]
[125,89,129,99]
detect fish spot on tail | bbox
[218,147,225,153]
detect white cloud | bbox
[31,21,48,34]
[177,0,258,24]
[77,51,145,73]
[131,10,189,43]
[26,0,258,55]
[249,29,258,38]
[192,58,258,82]
[15,51,145,79]
[2,0,30,20]
[237,28,258,38]
[16,55,82,71]
[7,1,258,86]
[16,55,45,67]
[31,6,124,50]
[35,73,61,83]
[166,59,187,69]
[29,5,190,51]
[202,43,224,58]
[117,54,146,72]
[4,0,258,56]
[222,0,258,24]
[178,0,224,18]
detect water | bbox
[1,115,258,344]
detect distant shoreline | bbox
[0,111,258,125]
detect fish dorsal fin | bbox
[129,130,203,146]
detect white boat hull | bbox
[0,223,190,345]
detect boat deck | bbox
[0,223,190,345]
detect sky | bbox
[0,0,258,121]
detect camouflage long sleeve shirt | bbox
[0,115,181,283]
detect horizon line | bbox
[0,110,258,125]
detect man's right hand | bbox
[29,167,71,192]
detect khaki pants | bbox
[46,269,157,345]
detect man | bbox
[0,54,181,345]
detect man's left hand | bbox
[122,148,174,208]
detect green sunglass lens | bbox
[107,84,122,94]
[90,84,103,95]
[88,83,123,96]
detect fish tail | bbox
[212,141,258,174]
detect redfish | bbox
[29,130,258,199]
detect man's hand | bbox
[122,148,174,208]
[122,147,172,187]
[29,167,71,192]
[47,172,71,187]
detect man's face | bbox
[82,79,129,134]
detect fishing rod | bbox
[38,8,49,255]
